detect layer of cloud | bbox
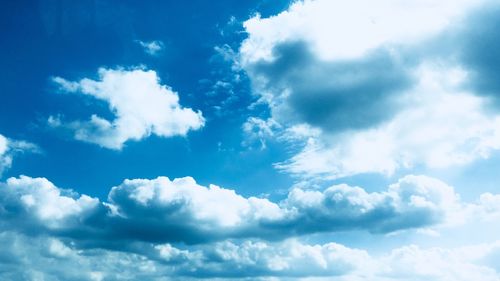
[51,68,205,149]
[0,174,495,245]
[1,174,499,279]
[1,230,499,280]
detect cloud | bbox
[0,231,369,280]
[453,5,500,107]
[0,175,499,280]
[0,229,499,280]
[51,68,205,149]
[239,0,500,179]
[0,174,480,245]
[136,40,164,56]
[277,63,500,178]
[241,0,481,63]
[0,134,38,177]
[244,41,413,132]
[375,243,500,281]
[178,239,370,278]
[0,135,11,176]
[242,117,281,149]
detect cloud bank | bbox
[1,230,499,280]
[0,174,495,246]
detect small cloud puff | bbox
[136,40,164,56]
[50,68,205,150]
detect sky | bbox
[1,0,500,280]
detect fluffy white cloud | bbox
[1,174,500,279]
[185,239,371,278]
[277,64,500,178]
[1,229,499,281]
[0,174,484,245]
[51,68,205,149]
[0,176,100,230]
[108,176,285,237]
[241,0,481,63]
[108,174,469,240]
[240,0,500,179]
[0,231,163,281]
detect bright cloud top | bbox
[51,68,205,149]
[241,0,481,62]
[0,174,495,246]
[240,0,500,179]
[2,174,500,279]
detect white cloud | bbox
[239,0,500,179]
[108,176,284,229]
[283,174,462,233]
[378,243,500,281]
[137,40,164,56]
[0,134,38,177]
[241,0,481,63]
[0,174,485,244]
[1,174,500,279]
[1,229,500,280]
[51,68,205,149]
[0,134,11,176]
[278,64,500,178]
[3,176,99,228]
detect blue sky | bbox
[2,0,500,280]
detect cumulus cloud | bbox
[0,176,102,233]
[239,0,500,178]
[0,174,485,245]
[1,174,500,279]
[277,64,500,178]
[1,230,499,280]
[0,231,370,280]
[240,0,481,63]
[51,68,205,149]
